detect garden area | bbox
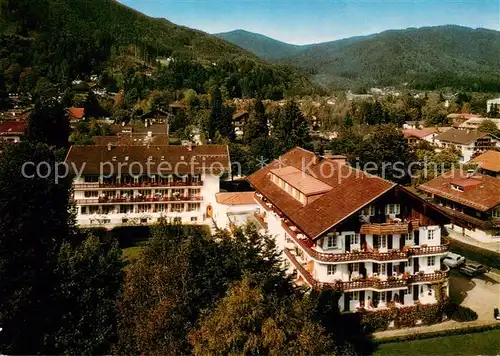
[375,328,500,355]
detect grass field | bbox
[374,329,500,355]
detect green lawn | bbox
[122,245,143,263]
[375,329,500,356]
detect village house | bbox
[471,150,500,178]
[433,128,499,163]
[65,144,230,228]
[457,117,500,131]
[67,107,85,124]
[213,191,260,230]
[486,98,500,114]
[248,147,450,313]
[419,169,500,243]
[402,127,452,146]
[232,110,249,138]
[0,121,25,143]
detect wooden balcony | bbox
[284,249,449,292]
[359,219,419,235]
[407,242,449,256]
[74,195,203,205]
[73,181,203,189]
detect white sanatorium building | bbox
[248,147,451,312]
[65,144,230,228]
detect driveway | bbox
[449,269,500,321]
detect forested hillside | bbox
[215,29,304,60]
[0,0,315,98]
[218,26,500,92]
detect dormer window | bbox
[112,156,117,161]
[451,184,464,192]
[125,156,129,161]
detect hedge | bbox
[447,238,500,270]
[374,322,500,344]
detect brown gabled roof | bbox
[419,169,500,212]
[435,128,490,145]
[247,147,396,239]
[232,110,248,120]
[65,145,230,175]
[471,150,500,173]
[216,192,257,205]
[110,123,168,135]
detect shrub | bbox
[445,303,478,322]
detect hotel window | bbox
[327,264,337,275]
[362,205,376,216]
[102,206,113,214]
[427,256,435,267]
[405,232,413,242]
[189,188,201,197]
[137,204,149,213]
[349,234,360,245]
[192,175,201,182]
[405,259,412,268]
[188,203,200,212]
[380,263,387,275]
[428,229,435,240]
[351,291,360,300]
[84,191,98,198]
[351,263,360,273]
[81,206,89,215]
[385,204,401,215]
[191,217,198,222]
[156,189,167,196]
[326,235,337,249]
[173,217,182,223]
[493,210,500,218]
[380,292,387,303]
[155,204,165,212]
[299,193,306,204]
[379,235,388,249]
[172,203,184,212]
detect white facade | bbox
[255,194,449,313]
[213,199,260,230]
[487,98,500,113]
[72,173,220,228]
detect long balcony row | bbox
[73,181,204,189]
[285,249,449,292]
[282,221,449,263]
[74,195,203,205]
[359,220,420,235]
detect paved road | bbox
[447,229,500,253]
[449,269,500,321]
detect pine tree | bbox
[243,99,268,143]
[272,100,310,154]
[26,98,70,148]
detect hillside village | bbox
[0,0,499,355]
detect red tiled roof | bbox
[419,169,500,212]
[402,128,437,139]
[67,107,85,120]
[247,147,396,239]
[0,121,25,135]
[471,150,500,173]
[65,145,231,175]
[216,192,257,205]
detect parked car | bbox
[459,263,487,277]
[442,252,466,268]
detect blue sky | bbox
[119,0,499,45]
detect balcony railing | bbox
[282,221,449,263]
[73,181,204,189]
[284,249,449,292]
[74,195,203,205]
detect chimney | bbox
[187,141,193,151]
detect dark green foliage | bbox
[0,142,73,354]
[444,303,478,322]
[243,99,269,143]
[0,0,316,99]
[48,235,124,354]
[208,87,234,140]
[352,125,416,184]
[272,100,310,154]
[0,74,10,110]
[0,142,123,354]
[26,98,70,148]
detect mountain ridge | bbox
[217,26,500,91]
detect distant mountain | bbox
[218,26,500,91]
[215,29,304,60]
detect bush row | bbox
[375,322,500,344]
